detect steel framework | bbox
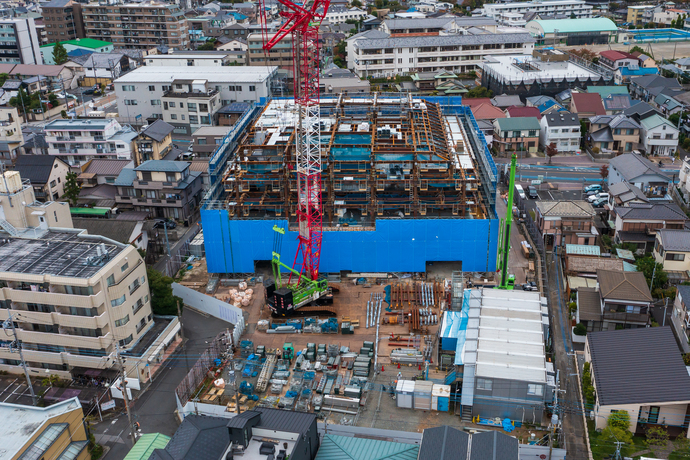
[260,0,329,282]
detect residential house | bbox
[613,202,687,252]
[585,328,690,437]
[216,102,249,126]
[653,7,688,25]
[191,126,230,158]
[539,111,580,153]
[671,285,690,353]
[115,160,203,223]
[631,51,656,68]
[616,66,659,85]
[608,181,648,207]
[535,200,596,248]
[491,94,524,110]
[411,70,458,92]
[608,153,670,194]
[653,93,683,116]
[215,38,247,64]
[675,57,690,73]
[679,156,690,200]
[493,117,541,155]
[77,159,132,188]
[0,105,24,165]
[475,119,495,146]
[588,115,641,154]
[161,79,222,136]
[40,38,112,65]
[471,103,506,122]
[577,269,652,332]
[598,50,639,71]
[0,397,90,460]
[148,409,319,460]
[623,101,663,124]
[602,94,633,114]
[629,74,683,102]
[654,229,690,283]
[570,93,606,119]
[640,114,679,156]
[13,154,70,201]
[505,105,541,119]
[133,120,174,166]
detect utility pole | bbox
[3,311,37,405]
[176,300,189,374]
[115,342,137,446]
[548,370,560,460]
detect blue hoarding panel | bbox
[201,210,498,274]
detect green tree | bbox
[636,256,668,291]
[645,426,669,449]
[0,73,8,86]
[52,42,69,65]
[352,0,362,6]
[197,38,217,51]
[62,171,81,207]
[464,86,493,98]
[630,45,646,55]
[48,93,58,108]
[147,267,182,315]
[607,410,631,431]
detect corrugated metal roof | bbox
[528,17,617,34]
[353,32,534,51]
[134,160,189,173]
[123,433,171,460]
[419,426,468,460]
[470,431,518,460]
[315,434,419,460]
[566,244,600,256]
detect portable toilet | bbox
[396,380,414,409]
[432,384,451,412]
[413,381,433,410]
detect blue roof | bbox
[134,160,189,173]
[538,99,564,113]
[620,67,659,76]
[230,12,247,20]
[566,244,601,256]
[67,49,93,57]
[114,168,136,186]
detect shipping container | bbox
[396,379,414,409]
[413,381,433,410]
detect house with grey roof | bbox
[576,269,651,333]
[640,113,679,157]
[613,202,687,252]
[134,120,174,166]
[629,74,683,102]
[13,154,70,202]
[623,100,663,123]
[585,327,690,436]
[535,200,596,248]
[653,229,690,282]
[114,160,203,223]
[608,153,670,196]
[608,181,648,207]
[539,111,580,153]
[588,114,641,155]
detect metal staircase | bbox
[0,219,18,237]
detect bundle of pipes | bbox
[390,348,425,365]
[418,308,438,326]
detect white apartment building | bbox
[380,17,499,35]
[325,6,367,24]
[483,0,593,24]
[539,111,581,153]
[44,118,137,167]
[0,18,42,65]
[161,80,222,135]
[113,66,277,125]
[0,106,23,165]
[349,32,535,77]
[144,51,240,67]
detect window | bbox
[169,102,175,108]
[476,378,492,391]
[148,85,155,91]
[124,100,137,106]
[188,103,197,112]
[249,85,255,91]
[145,190,157,199]
[627,129,635,135]
[189,115,198,124]
[181,115,185,120]
[666,253,685,261]
[198,138,207,145]
[200,115,210,124]
[119,334,133,346]
[129,279,140,294]
[122,85,135,91]
[111,294,126,307]
[107,274,115,286]
[115,315,130,327]
[527,384,543,396]
[528,130,537,137]
[121,262,129,272]
[170,114,177,120]
[151,99,161,106]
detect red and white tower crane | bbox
[260,0,330,282]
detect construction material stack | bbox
[256,353,277,393]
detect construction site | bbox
[201,95,499,275]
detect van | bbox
[527,186,538,199]
[514,184,526,200]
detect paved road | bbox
[94,309,229,460]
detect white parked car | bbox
[587,192,609,203]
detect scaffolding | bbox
[220,95,491,228]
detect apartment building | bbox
[161,80,222,135]
[381,17,498,34]
[247,32,294,79]
[0,18,42,65]
[349,32,534,77]
[144,51,237,66]
[113,66,276,125]
[44,118,137,167]
[325,6,367,24]
[627,5,656,25]
[41,0,85,44]
[82,1,188,51]
[483,0,593,25]
[114,160,203,222]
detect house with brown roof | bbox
[612,202,687,253]
[535,200,596,249]
[570,93,606,119]
[505,105,541,120]
[78,159,133,188]
[470,103,506,121]
[576,269,652,332]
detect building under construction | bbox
[201,95,498,274]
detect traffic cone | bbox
[381,365,385,372]
[397,363,401,369]
[418,365,422,371]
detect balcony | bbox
[16,329,112,349]
[602,310,649,324]
[0,307,109,329]
[0,287,106,310]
